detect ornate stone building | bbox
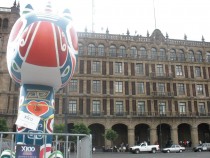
[1,3,210,150]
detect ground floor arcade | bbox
[63,117,210,149]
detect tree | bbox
[0,118,9,138]
[71,123,91,135]
[71,123,91,142]
[105,129,118,146]
[54,123,65,140]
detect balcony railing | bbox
[1,109,210,118]
[150,72,173,79]
[151,91,174,97]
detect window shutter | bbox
[145,64,149,76]
[203,67,207,79]
[173,83,177,96]
[125,81,129,95]
[184,66,188,78]
[87,80,91,94]
[205,84,209,97]
[110,99,114,115]
[146,82,150,95]
[132,100,136,112]
[86,98,90,115]
[110,81,113,94]
[186,84,190,96]
[102,61,106,75]
[126,100,129,114]
[79,98,83,114]
[132,82,136,95]
[79,60,84,74]
[131,63,135,76]
[87,60,91,74]
[190,66,194,78]
[109,62,113,75]
[171,65,175,77]
[103,99,107,115]
[124,62,128,76]
[192,84,196,96]
[79,80,83,94]
[102,81,106,94]
[188,101,192,113]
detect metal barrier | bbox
[0,132,92,158]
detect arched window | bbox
[139,47,147,59]
[3,18,9,29]
[159,48,166,60]
[119,45,126,57]
[151,48,157,60]
[170,49,176,61]
[98,44,105,56]
[188,50,195,62]
[0,18,2,28]
[88,44,96,56]
[178,49,185,61]
[206,52,210,63]
[78,43,84,55]
[109,45,116,57]
[196,51,203,62]
[130,46,137,58]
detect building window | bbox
[78,43,84,55]
[159,48,166,60]
[179,102,186,115]
[156,64,164,76]
[137,101,145,115]
[88,44,96,56]
[130,46,137,58]
[115,81,123,93]
[188,50,195,62]
[115,62,122,74]
[137,82,144,94]
[178,50,185,61]
[92,61,101,73]
[69,79,78,92]
[178,83,185,95]
[159,102,166,115]
[3,18,8,29]
[170,49,176,61]
[195,66,201,77]
[92,80,101,93]
[139,47,147,58]
[198,102,205,115]
[196,84,203,95]
[119,46,126,57]
[115,101,123,115]
[92,100,101,115]
[68,100,77,114]
[196,51,203,62]
[176,65,183,76]
[98,44,105,56]
[206,52,210,63]
[151,48,157,60]
[157,83,165,92]
[135,63,144,75]
[109,45,116,57]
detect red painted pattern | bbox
[27,101,49,116]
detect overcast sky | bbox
[1,0,210,42]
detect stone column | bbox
[128,128,135,146]
[104,128,111,148]
[150,128,157,145]
[191,126,198,147]
[171,127,178,144]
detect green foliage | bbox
[105,129,118,145]
[0,118,9,138]
[71,123,91,135]
[54,124,65,140]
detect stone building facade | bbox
[1,4,210,150]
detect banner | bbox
[16,145,40,158]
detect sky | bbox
[1,0,210,42]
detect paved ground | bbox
[92,151,210,158]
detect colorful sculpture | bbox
[2,1,78,158]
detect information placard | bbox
[15,111,40,130]
[16,145,40,158]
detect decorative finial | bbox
[202,35,205,42]
[13,0,17,7]
[127,29,130,36]
[85,26,87,32]
[106,28,109,34]
[166,32,168,39]
[17,2,20,8]
[147,30,150,37]
[184,34,187,40]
